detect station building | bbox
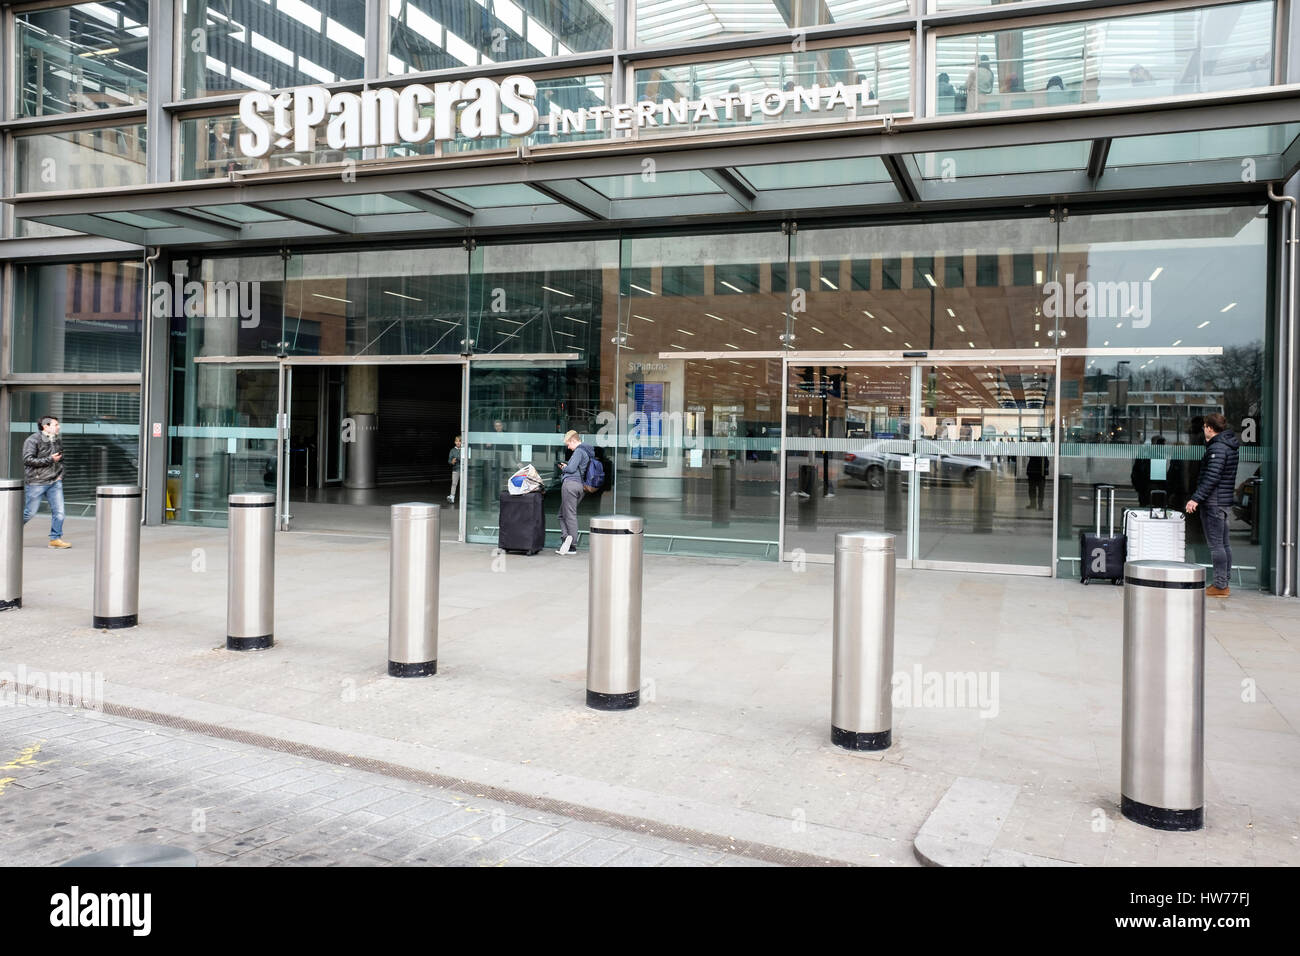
[1,0,1297,593]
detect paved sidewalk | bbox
[2,516,1298,866]
[0,706,765,867]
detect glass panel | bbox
[784,363,913,560]
[933,1,1275,116]
[14,124,148,193]
[466,360,610,548]
[636,0,911,46]
[284,247,470,357]
[177,112,361,180]
[181,255,288,358]
[618,356,782,559]
[915,363,1056,568]
[314,194,424,216]
[11,261,143,373]
[191,204,285,223]
[1056,206,1271,587]
[17,1,149,116]
[737,156,891,190]
[7,390,141,517]
[438,184,556,207]
[583,170,721,199]
[179,0,366,99]
[1107,124,1300,168]
[389,0,614,73]
[168,365,280,527]
[620,230,791,352]
[469,239,617,356]
[634,40,911,137]
[791,219,1055,351]
[915,141,1090,179]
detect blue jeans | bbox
[1199,504,1232,589]
[24,481,65,540]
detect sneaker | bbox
[446,495,455,503]
[556,535,573,555]
[825,493,836,499]
[48,539,71,549]
[1206,585,1230,597]
[798,491,811,499]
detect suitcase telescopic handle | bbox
[1149,488,1169,519]
[1094,483,1116,536]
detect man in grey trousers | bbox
[556,429,589,555]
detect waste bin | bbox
[832,530,895,750]
[1121,560,1205,831]
[587,515,643,710]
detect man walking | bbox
[1185,413,1240,596]
[556,429,590,556]
[23,415,71,549]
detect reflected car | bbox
[843,439,992,489]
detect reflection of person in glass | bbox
[1025,439,1048,510]
[1185,413,1240,597]
[1130,434,1168,507]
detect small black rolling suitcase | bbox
[1079,483,1126,585]
[498,490,545,555]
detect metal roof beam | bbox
[1281,132,1300,182]
[883,154,920,203]
[526,179,612,219]
[702,167,756,211]
[1086,138,1112,181]
[30,215,146,245]
[138,207,242,239]
[392,190,474,226]
[248,200,356,234]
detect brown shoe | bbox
[48,539,71,549]
[1206,585,1230,597]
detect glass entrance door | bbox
[914,361,1056,573]
[783,357,1057,574]
[783,363,915,561]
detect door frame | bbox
[779,349,1061,576]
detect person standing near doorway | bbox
[446,435,462,504]
[1025,441,1048,510]
[556,430,590,555]
[23,415,71,549]
[1185,413,1240,597]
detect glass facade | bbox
[934,2,1275,115]
[0,0,1292,590]
[178,0,366,99]
[389,0,615,72]
[16,1,149,117]
[11,261,144,374]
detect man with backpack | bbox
[556,429,603,555]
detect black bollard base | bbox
[94,614,137,629]
[832,726,892,751]
[1121,795,1203,831]
[587,689,639,711]
[227,634,273,651]
[1,597,20,610]
[389,660,437,677]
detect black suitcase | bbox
[498,490,545,555]
[1079,483,1126,585]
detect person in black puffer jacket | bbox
[1185,413,1240,596]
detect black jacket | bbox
[1191,430,1240,507]
[22,431,64,484]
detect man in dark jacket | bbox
[1185,413,1240,596]
[23,415,71,549]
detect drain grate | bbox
[1,681,851,867]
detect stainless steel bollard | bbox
[832,531,895,750]
[93,485,141,629]
[587,515,643,710]
[227,493,275,651]
[1,479,22,610]
[388,503,440,676]
[1121,560,1205,831]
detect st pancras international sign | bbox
[237,74,879,159]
